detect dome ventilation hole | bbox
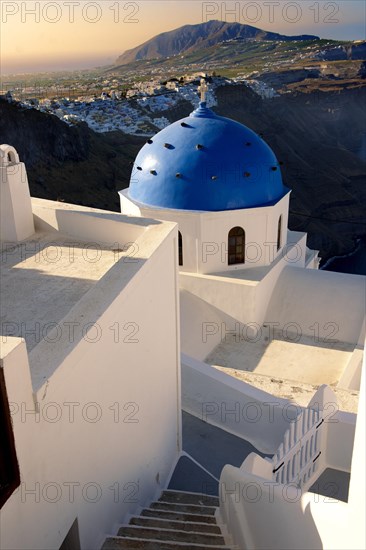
[147,139,153,144]
[271,166,278,171]
[244,172,251,178]
[150,170,157,175]
[164,143,173,149]
[176,173,182,178]
[137,166,142,171]
[245,142,251,146]
[196,144,204,150]
[181,122,189,127]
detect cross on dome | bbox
[198,78,208,102]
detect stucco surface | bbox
[211,365,359,413]
[206,331,354,386]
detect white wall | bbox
[180,289,247,360]
[198,195,289,274]
[181,354,295,454]
[254,231,308,325]
[180,290,225,360]
[347,348,366,548]
[266,266,366,345]
[33,198,147,247]
[120,190,201,273]
[120,190,292,275]
[179,232,307,331]
[180,271,258,329]
[0,215,181,550]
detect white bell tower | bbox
[0,144,35,242]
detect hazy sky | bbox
[1,0,365,74]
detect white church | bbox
[0,85,365,550]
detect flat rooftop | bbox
[1,198,176,360]
[206,330,355,387]
[0,231,125,352]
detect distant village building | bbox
[5,91,13,103]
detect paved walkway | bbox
[169,411,271,495]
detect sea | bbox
[322,238,366,276]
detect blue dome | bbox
[128,102,288,211]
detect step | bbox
[129,516,221,534]
[159,490,219,507]
[149,501,216,515]
[116,525,225,546]
[141,508,217,524]
[102,536,231,549]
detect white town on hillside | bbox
[2,75,277,135]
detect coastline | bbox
[322,237,366,276]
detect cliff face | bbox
[316,42,366,61]
[1,88,365,261]
[214,85,366,259]
[0,99,90,165]
[0,99,144,210]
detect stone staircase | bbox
[101,489,232,549]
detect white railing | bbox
[219,385,354,550]
[271,406,323,490]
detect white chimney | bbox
[0,145,35,242]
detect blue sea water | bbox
[322,239,366,276]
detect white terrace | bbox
[1,140,365,550]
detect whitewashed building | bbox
[0,94,365,550]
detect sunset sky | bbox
[1,0,365,74]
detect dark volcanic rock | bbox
[259,69,321,89]
[0,99,145,211]
[315,42,366,61]
[213,85,366,261]
[358,61,366,79]
[0,100,89,166]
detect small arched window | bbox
[178,231,183,266]
[7,151,15,164]
[277,215,282,252]
[228,227,245,265]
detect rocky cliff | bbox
[214,85,366,260]
[0,99,144,210]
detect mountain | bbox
[115,20,319,66]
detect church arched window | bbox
[228,227,245,265]
[178,231,183,266]
[7,151,15,164]
[277,215,282,251]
